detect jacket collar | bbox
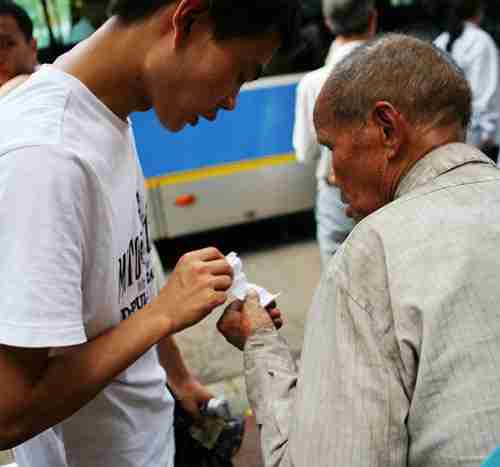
[395,143,494,199]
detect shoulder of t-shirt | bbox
[0,144,99,196]
[463,23,498,54]
[433,32,449,50]
[0,75,72,152]
[297,66,330,97]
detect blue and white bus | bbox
[131,73,316,239]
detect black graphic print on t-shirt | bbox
[118,191,155,320]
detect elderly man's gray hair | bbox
[314,34,472,135]
[322,0,375,36]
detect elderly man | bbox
[218,34,500,466]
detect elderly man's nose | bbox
[328,168,338,187]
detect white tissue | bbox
[226,252,280,308]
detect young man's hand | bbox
[169,375,213,421]
[217,290,283,351]
[155,247,233,333]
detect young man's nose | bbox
[220,95,237,111]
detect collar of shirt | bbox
[395,143,494,199]
[325,40,365,68]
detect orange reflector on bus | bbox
[175,194,197,207]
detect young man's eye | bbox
[0,39,15,49]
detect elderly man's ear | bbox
[373,101,405,159]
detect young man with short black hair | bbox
[0,1,299,466]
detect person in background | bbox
[0,1,37,97]
[218,34,500,466]
[0,1,298,467]
[434,0,500,161]
[69,0,96,44]
[293,0,377,270]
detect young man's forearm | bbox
[0,246,231,449]
[157,335,191,384]
[0,302,171,449]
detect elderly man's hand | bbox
[217,290,283,350]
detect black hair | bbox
[110,0,301,49]
[322,0,375,37]
[0,0,33,42]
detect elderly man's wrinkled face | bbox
[316,118,389,221]
[0,15,37,87]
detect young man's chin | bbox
[169,122,187,133]
[158,116,186,133]
[0,73,14,87]
[166,117,201,133]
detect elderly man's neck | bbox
[387,122,465,201]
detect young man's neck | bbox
[53,17,156,121]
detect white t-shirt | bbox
[13,428,66,467]
[293,40,364,181]
[434,21,500,143]
[0,65,175,467]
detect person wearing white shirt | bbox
[434,0,499,159]
[293,0,377,270]
[0,1,299,466]
[0,5,65,467]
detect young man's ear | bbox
[372,101,404,159]
[172,0,209,47]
